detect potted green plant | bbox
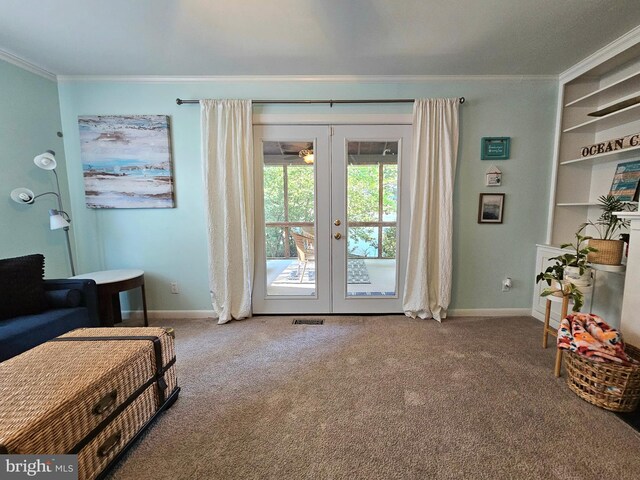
[559,225,596,287]
[536,226,596,312]
[585,195,637,265]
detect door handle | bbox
[334,219,341,226]
[334,233,342,240]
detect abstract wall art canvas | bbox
[78,115,175,208]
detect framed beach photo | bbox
[478,193,505,224]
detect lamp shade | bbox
[10,187,35,204]
[34,151,57,170]
[49,209,70,230]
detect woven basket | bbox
[564,344,640,412]
[587,239,624,265]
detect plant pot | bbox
[550,279,571,297]
[564,266,593,288]
[588,239,624,265]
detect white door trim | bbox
[253,113,413,125]
[330,124,411,313]
[253,123,412,314]
[252,125,332,314]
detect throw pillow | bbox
[0,254,48,320]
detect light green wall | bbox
[57,78,557,311]
[0,60,71,278]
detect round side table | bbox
[71,269,148,327]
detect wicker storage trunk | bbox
[0,327,179,480]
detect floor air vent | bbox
[293,318,324,325]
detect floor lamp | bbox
[10,150,76,276]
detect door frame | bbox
[330,124,412,313]
[252,125,332,314]
[252,115,413,315]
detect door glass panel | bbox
[346,141,398,297]
[263,140,316,296]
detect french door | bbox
[252,124,411,314]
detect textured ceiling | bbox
[0,0,639,76]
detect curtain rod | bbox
[176,97,465,106]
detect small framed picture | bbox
[478,193,505,224]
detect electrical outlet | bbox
[502,277,512,292]
[170,282,179,294]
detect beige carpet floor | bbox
[107,315,640,479]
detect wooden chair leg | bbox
[554,348,563,377]
[543,299,551,349]
[300,261,307,283]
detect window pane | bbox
[381,227,396,259]
[265,226,285,258]
[263,166,284,223]
[382,164,397,222]
[347,227,378,258]
[347,164,379,222]
[345,140,398,298]
[263,140,316,297]
[287,165,315,223]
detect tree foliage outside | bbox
[382,165,398,222]
[263,162,397,259]
[348,165,379,222]
[287,166,314,222]
[381,227,397,258]
[346,164,397,258]
[263,166,284,223]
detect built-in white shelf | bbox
[565,70,640,107]
[541,31,639,329]
[556,202,599,207]
[557,201,638,207]
[563,101,640,133]
[560,143,640,166]
[614,211,640,219]
[588,90,640,116]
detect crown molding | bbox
[0,49,56,81]
[559,25,640,82]
[56,74,557,84]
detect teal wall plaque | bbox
[481,137,510,160]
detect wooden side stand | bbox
[97,274,149,327]
[542,294,569,377]
[71,269,149,327]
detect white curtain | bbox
[403,98,460,321]
[201,99,254,324]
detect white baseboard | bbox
[448,308,533,317]
[122,310,216,320]
[124,308,533,320]
[531,309,561,330]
